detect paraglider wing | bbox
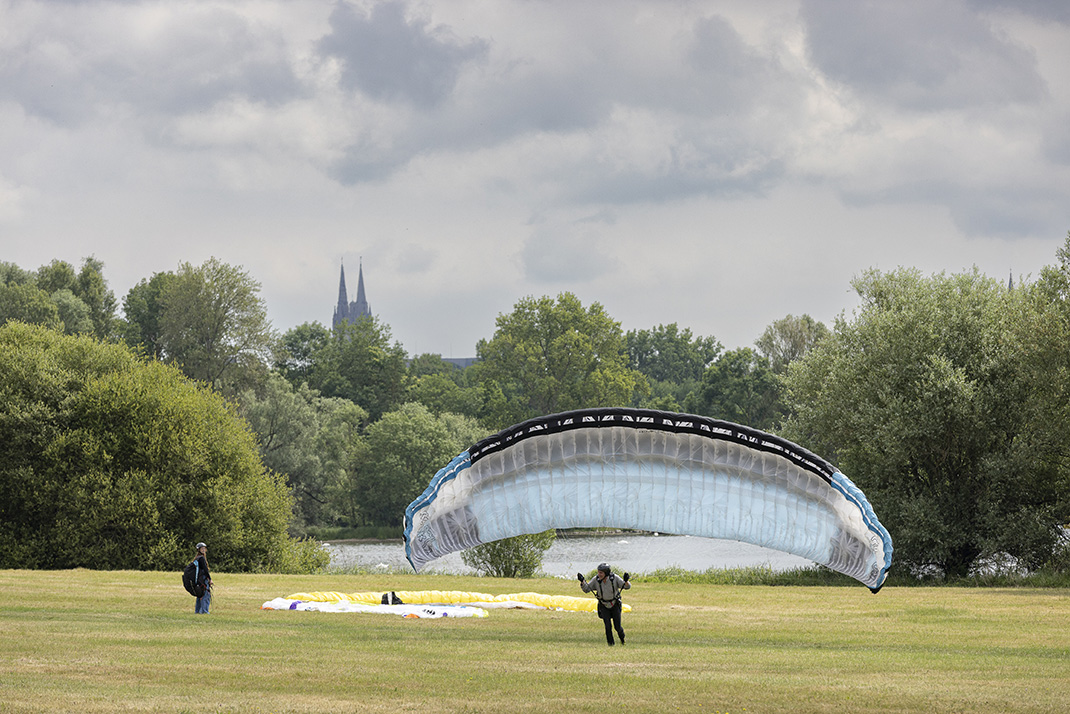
[404,408,893,591]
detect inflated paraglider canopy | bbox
[405,408,893,591]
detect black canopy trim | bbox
[467,408,836,485]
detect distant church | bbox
[333,261,372,329]
[330,261,476,367]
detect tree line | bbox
[2,236,1069,578]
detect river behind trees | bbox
[326,534,816,577]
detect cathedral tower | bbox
[333,260,372,329]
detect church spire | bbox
[337,262,349,306]
[332,258,371,329]
[333,261,349,329]
[352,260,370,318]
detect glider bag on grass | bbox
[404,408,893,591]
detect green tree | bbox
[626,323,721,383]
[348,403,486,527]
[461,530,556,577]
[1009,232,1070,569]
[409,352,462,378]
[0,283,61,331]
[75,257,118,340]
[238,373,367,529]
[50,289,93,335]
[316,397,374,529]
[474,293,645,428]
[1021,233,1070,444]
[754,314,829,374]
[435,410,489,453]
[302,317,409,421]
[274,321,332,387]
[34,259,78,295]
[0,262,46,328]
[1,259,115,337]
[782,267,1067,579]
[120,271,177,358]
[0,322,326,572]
[406,354,481,418]
[408,372,482,417]
[158,258,274,393]
[684,347,783,430]
[34,258,116,338]
[626,323,721,410]
[0,262,35,286]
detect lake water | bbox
[326,534,816,578]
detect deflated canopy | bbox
[404,408,893,591]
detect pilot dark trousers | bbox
[597,601,625,645]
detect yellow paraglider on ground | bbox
[261,590,631,618]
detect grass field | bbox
[2,569,1068,713]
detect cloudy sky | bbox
[2,0,1068,357]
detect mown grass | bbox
[2,569,1068,713]
[636,563,1070,588]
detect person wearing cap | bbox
[192,542,213,614]
[577,563,631,646]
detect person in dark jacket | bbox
[192,542,213,614]
[578,562,631,646]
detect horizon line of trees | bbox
[3,233,1070,579]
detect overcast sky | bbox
[2,0,1068,357]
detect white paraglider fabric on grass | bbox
[260,590,630,617]
[260,597,488,618]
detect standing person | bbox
[578,563,630,646]
[192,542,212,614]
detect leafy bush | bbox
[0,322,325,572]
[461,530,556,577]
[264,537,331,574]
